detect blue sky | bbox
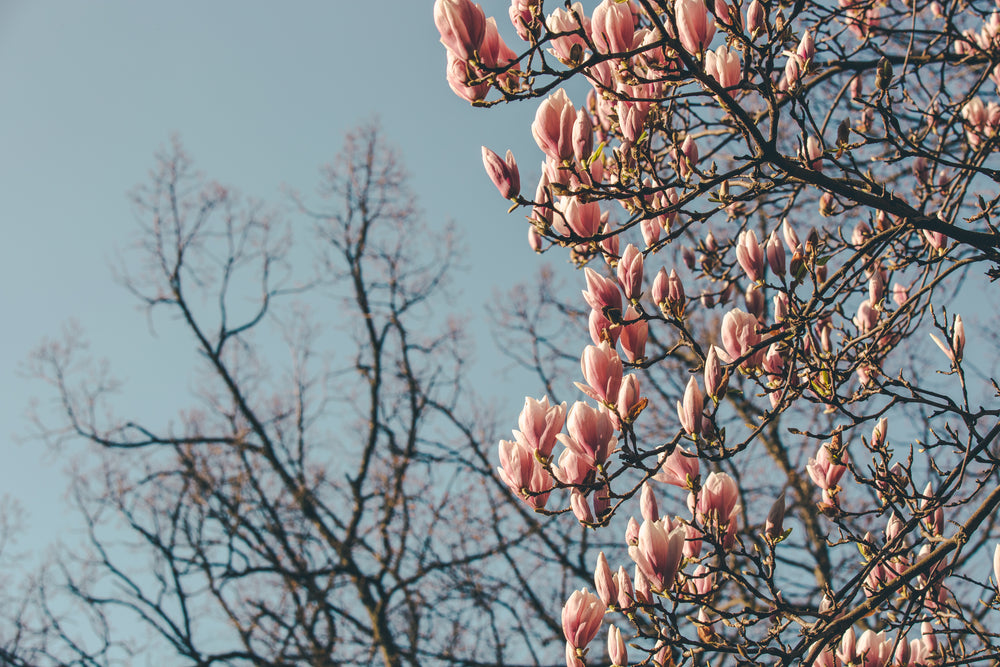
[0,2,563,553]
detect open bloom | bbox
[628,518,686,592]
[806,440,849,491]
[497,438,552,509]
[655,445,699,488]
[617,244,644,301]
[557,401,616,466]
[688,471,740,529]
[532,89,577,161]
[514,395,566,459]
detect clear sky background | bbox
[0,2,566,557]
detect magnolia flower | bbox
[562,588,604,648]
[628,518,686,591]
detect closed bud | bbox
[765,491,786,541]
[571,489,595,524]
[608,626,628,667]
[682,246,696,270]
[953,314,965,362]
[595,552,617,607]
[766,230,786,276]
[876,57,893,91]
[745,284,765,321]
[615,565,635,609]
[704,345,728,401]
[819,192,836,217]
[677,376,704,436]
[641,482,659,521]
[745,0,765,37]
[626,516,640,546]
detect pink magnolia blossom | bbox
[628,518,686,592]
[640,481,659,522]
[620,307,648,363]
[764,491,785,541]
[854,298,879,334]
[688,471,741,532]
[745,285,764,321]
[558,196,603,238]
[572,108,594,163]
[801,135,823,170]
[528,226,543,253]
[478,22,521,94]
[721,308,763,368]
[836,628,857,666]
[892,282,909,306]
[533,89,577,161]
[675,135,699,178]
[856,630,891,667]
[929,314,964,364]
[583,267,623,319]
[591,0,634,54]
[640,217,661,249]
[589,308,621,347]
[704,345,728,401]
[557,401,616,466]
[514,395,567,459]
[736,229,765,283]
[553,447,594,485]
[434,0,487,60]
[608,625,628,666]
[497,438,552,509]
[655,445,699,488]
[446,52,490,103]
[632,565,652,604]
[561,588,604,649]
[546,3,590,65]
[782,217,801,252]
[509,0,542,41]
[615,565,635,609]
[953,314,965,361]
[745,0,764,37]
[684,563,715,597]
[704,45,741,89]
[482,146,520,199]
[677,376,704,436]
[570,488,594,523]
[773,292,789,323]
[594,551,616,606]
[576,341,624,405]
[920,482,944,536]
[565,641,582,667]
[616,373,644,424]
[675,0,715,55]
[617,244,644,301]
[765,230,785,276]
[806,440,849,492]
[797,30,815,65]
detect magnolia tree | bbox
[437,0,1000,666]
